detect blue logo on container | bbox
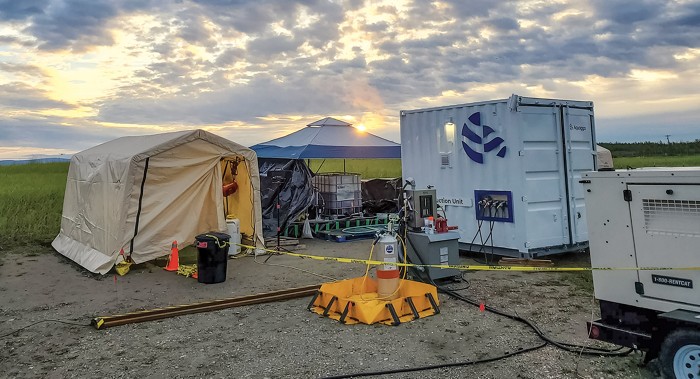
[385,245,394,254]
[462,112,507,164]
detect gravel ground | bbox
[0,239,660,378]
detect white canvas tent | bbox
[52,129,264,274]
[596,145,614,170]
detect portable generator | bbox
[582,168,700,379]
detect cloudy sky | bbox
[1,0,699,158]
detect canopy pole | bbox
[315,159,327,174]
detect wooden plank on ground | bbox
[264,238,300,247]
[282,244,306,251]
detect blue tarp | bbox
[251,144,400,159]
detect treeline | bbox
[599,140,700,157]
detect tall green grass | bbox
[614,155,700,169]
[0,159,398,250]
[0,162,69,247]
[306,155,700,176]
[307,158,402,178]
[1,155,696,250]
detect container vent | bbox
[440,153,450,166]
[643,199,700,237]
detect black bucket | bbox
[194,232,230,284]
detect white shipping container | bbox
[400,94,597,257]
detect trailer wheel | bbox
[660,329,700,379]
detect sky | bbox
[1,0,699,159]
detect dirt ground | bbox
[0,239,660,378]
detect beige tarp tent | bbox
[596,145,614,170]
[52,129,264,274]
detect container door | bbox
[628,184,700,305]
[520,106,569,248]
[562,107,596,244]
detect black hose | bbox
[467,219,491,265]
[438,286,631,355]
[487,221,495,264]
[320,341,548,379]
[323,196,631,379]
[404,233,632,357]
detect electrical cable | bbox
[394,234,409,282]
[467,219,489,265]
[437,285,631,355]
[487,220,495,264]
[0,319,88,339]
[323,190,631,379]
[314,159,327,174]
[359,225,408,301]
[244,160,257,244]
[359,239,378,297]
[402,231,632,357]
[223,160,230,216]
[468,219,492,265]
[436,203,447,219]
[439,271,471,292]
[478,218,487,263]
[575,296,601,376]
[467,219,483,253]
[396,232,409,279]
[469,211,496,265]
[320,341,548,379]
[477,203,493,263]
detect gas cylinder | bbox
[376,233,400,299]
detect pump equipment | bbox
[402,186,460,280]
[375,214,401,299]
[404,189,438,230]
[308,211,440,325]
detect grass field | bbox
[1,154,696,250]
[309,156,700,175]
[0,162,69,247]
[613,154,700,169]
[307,158,401,178]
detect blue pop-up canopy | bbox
[251,117,401,159]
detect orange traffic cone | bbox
[164,241,179,271]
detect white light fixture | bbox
[444,118,455,149]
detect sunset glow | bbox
[0,0,698,159]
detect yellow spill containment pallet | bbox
[308,277,439,325]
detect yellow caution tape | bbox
[233,242,700,272]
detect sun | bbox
[356,124,367,132]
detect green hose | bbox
[341,225,396,235]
